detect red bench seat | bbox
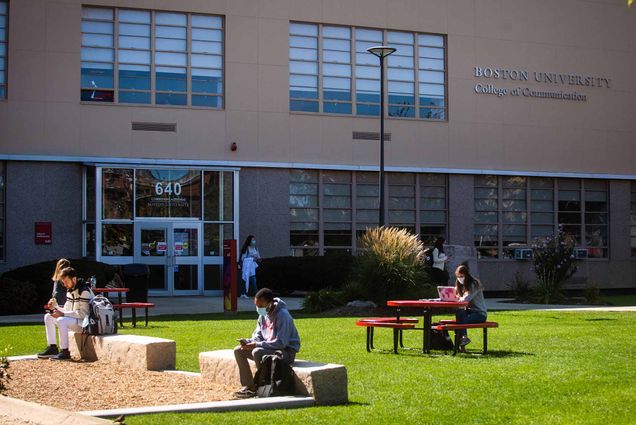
[111,302,155,328]
[432,321,499,355]
[356,318,419,353]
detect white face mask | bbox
[251,240,257,246]
[457,276,465,285]
[256,306,268,316]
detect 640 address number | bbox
[155,182,182,196]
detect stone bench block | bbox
[199,349,348,405]
[69,332,176,371]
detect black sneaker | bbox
[233,387,256,399]
[37,345,59,359]
[50,349,71,361]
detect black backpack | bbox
[429,328,454,351]
[424,248,434,267]
[254,353,295,398]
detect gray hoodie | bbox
[249,298,301,353]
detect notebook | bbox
[437,286,459,302]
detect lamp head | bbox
[366,45,397,58]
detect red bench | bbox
[111,302,155,328]
[356,318,419,354]
[432,321,499,355]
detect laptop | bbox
[437,286,458,302]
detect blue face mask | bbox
[251,240,257,246]
[256,306,268,316]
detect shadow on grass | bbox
[584,318,616,322]
[362,347,533,359]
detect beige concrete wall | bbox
[1,0,635,176]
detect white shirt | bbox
[432,247,447,271]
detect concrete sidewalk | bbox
[0,296,634,324]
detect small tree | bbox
[0,346,10,395]
[531,226,578,303]
[352,227,432,305]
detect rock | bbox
[69,333,176,371]
[346,300,377,308]
[199,349,348,405]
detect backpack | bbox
[254,353,295,398]
[84,294,117,335]
[424,248,434,267]
[429,327,454,351]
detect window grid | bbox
[419,173,448,245]
[475,176,608,259]
[289,22,447,120]
[81,6,223,108]
[631,182,636,257]
[0,1,8,99]
[290,170,448,255]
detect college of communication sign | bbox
[473,66,611,101]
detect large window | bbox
[0,1,7,99]
[290,170,447,255]
[289,22,446,120]
[0,162,4,261]
[81,7,223,107]
[474,176,608,259]
[631,182,636,257]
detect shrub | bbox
[0,346,9,395]
[1,259,117,314]
[257,255,354,294]
[531,226,577,304]
[583,281,603,305]
[0,278,37,315]
[352,227,432,305]
[507,271,532,302]
[302,289,345,313]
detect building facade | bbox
[1,0,635,295]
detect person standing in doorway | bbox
[431,237,451,285]
[239,235,261,299]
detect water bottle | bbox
[90,275,97,289]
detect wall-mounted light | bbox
[231,142,238,151]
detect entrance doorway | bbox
[135,222,202,296]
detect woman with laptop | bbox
[454,264,487,352]
[431,237,451,285]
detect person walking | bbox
[431,237,451,285]
[239,235,261,299]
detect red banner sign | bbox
[35,222,52,245]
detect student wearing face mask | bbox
[238,235,261,299]
[454,264,487,352]
[233,288,301,399]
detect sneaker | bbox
[459,336,471,347]
[37,345,59,359]
[233,387,255,399]
[240,294,248,299]
[50,349,71,361]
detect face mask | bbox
[457,276,465,285]
[251,240,257,246]
[256,306,268,316]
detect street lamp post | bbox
[367,46,396,227]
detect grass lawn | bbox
[1,310,635,424]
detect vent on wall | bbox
[352,131,391,141]
[131,122,177,132]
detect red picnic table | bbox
[387,299,467,354]
[92,287,129,305]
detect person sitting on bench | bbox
[38,267,93,361]
[454,264,487,352]
[233,288,301,399]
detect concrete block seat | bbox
[69,332,176,371]
[199,349,348,405]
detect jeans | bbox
[242,276,257,297]
[233,345,296,389]
[44,313,82,350]
[455,309,487,338]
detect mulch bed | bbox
[4,359,235,412]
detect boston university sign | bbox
[473,66,611,101]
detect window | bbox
[83,166,96,257]
[475,176,608,259]
[291,170,447,255]
[631,183,636,257]
[289,22,446,120]
[0,1,7,99]
[420,173,447,245]
[81,7,223,107]
[0,161,4,261]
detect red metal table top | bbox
[387,299,467,308]
[93,287,129,293]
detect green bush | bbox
[1,259,117,314]
[508,271,532,302]
[257,255,354,294]
[0,278,37,315]
[351,227,434,305]
[531,226,577,304]
[583,281,603,305]
[302,289,345,313]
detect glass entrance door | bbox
[135,222,202,296]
